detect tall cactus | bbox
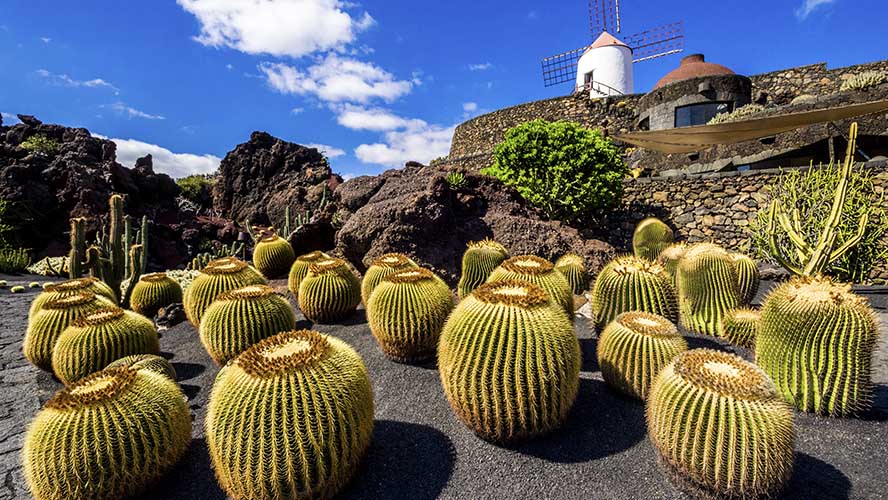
[68,218,86,279]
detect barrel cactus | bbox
[183,257,267,327]
[676,243,741,335]
[718,308,760,350]
[656,242,688,287]
[757,276,879,416]
[457,238,509,299]
[597,311,687,400]
[438,280,580,442]
[205,329,373,500]
[555,253,589,295]
[199,284,297,365]
[24,292,114,372]
[106,353,177,381]
[647,349,795,498]
[486,255,574,316]
[591,256,678,330]
[29,277,117,323]
[130,272,183,318]
[731,252,759,305]
[298,257,362,323]
[360,252,418,305]
[287,250,330,298]
[366,267,454,363]
[252,233,296,279]
[633,217,674,261]
[52,307,160,385]
[22,366,192,500]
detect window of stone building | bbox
[674,101,733,127]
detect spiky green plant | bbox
[555,253,589,295]
[24,292,114,372]
[298,258,362,323]
[22,366,192,500]
[252,233,296,278]
[757,276,878,416]
[456,238,509,299]
[647,349,795,499]
[676,243,741,335]
[438,280,580,442]
[360,252,418,305]
[199,284,296,365]
[0,247,31,273]
[11,285,24,293]
[840,71,887,91]
[486,255,574,316]
[730,253,759,305]
[106,353,177,381]
[591,255,678,330]
[205,329,373,500]
[29,277,118,323]
[52,307,160,385]
[718,308,760,350]
[130,272,183,318]
[633,218,674,261]
[597,311,688,400]
[657,242,689,287]
[287,250,330,298]
[183,257,267,327]
[366,267,454,363]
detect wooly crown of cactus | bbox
[183,257,267,327]
[438,280,580,442]
[24,292,114,372]
[298,258,362,323]
[718,308,760,350]
[676,243,740,335]
[366,267,454,363]
[555,253,589,295]
[486,255,574,317]
[591,255,678,330]
[361,252,418,305]
[457,238,510,299]
[287,250,330,297]
[646,349,795,499]
[106,353,177,381]
[730,252,759,305]
[633,217,674,261]
[656,242,688,287]
[252,232,296,278]
[205,329,373,500]
[130,272,183,318]
[22,367,192,500]
[29,277,117,323]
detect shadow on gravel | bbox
[860,384,888,421]
[143,437,226,500]
[341,420,455,500]
[173,362,206,381]
[684,335,726,351]
[580,337,599,373]
[782,452,851,500]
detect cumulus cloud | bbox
[94,134,221,178]
[468,62,492,71]
[462,102,478,112]
[795,0,836,19]
[104,102,165,120]
[40,37,52,43]
[334,105,424,131]
[355,123,454,168]
[304,143,346,158]
[36,69,119,93]
[1,112,20,125]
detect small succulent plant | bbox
[718,308,760,350]
[130,272,184,318]
[287,250,330,298]
[182,257,266,327]
[252,232,296,278]
[676,243,740,335]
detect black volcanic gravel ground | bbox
[0,274,886,500]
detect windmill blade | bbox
[541,45,589,87]
[626,21,684,62]
[588,0,621,35]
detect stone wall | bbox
[750,59,888,105]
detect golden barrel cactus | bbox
[656,242,688,287]
[457,238,509,299]
[591,256,678,330]
[298,258,362,323]
[718,308,760,350]
[287,250,330,297]
[106,353,177,381]
[632,217,674,261]
[486,255,574,316]
[24,292,114,372]
[28,277,117,324]
[730,252,759,305]
[676,243,740,336]
[360,252,418,305]
[555,253,589,295]
[252,233,296,278]
[183,257,267,327]
[130,272,183,318]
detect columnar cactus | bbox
[183,257,267,327]
[106,353,177,381]
[486,255,574,316]
[597,311,688,400]
[205,329,374,500]
[52,307,160,384]
[366,267,454,363]
[457,238,509,299]
[731,252,759,305]
[718,308,760,350]
[199,284,297,365]
[591,256,678,330]
[287,250,330,298]
[676,243,741,335]
[24,292,114,372]
[438,280,580,442]
[647,349,795,498]
[555,253,589,295]
[656,242,688,287]
[22,367,192,500]
[29,277,117,322]
[252,233,296,278]
[633,217,674,261]
[360,252,418,305]
[298,258,362,323]
[130,272,183,318]
[757,276,878,416]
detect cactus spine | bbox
[457,238,509,299]
[183,257,267,327]
[205,329,373,500]
[486,255,574,317]
[646,349,795,498]
[718,308,760,350]
[361,252,418,304]
[731,252,759,305]
[657,242,688,287]
[130,272,183,318]
[287,250,330,298]
[633,217,674,261]
[252,232,296,278]
[366,267,454,363]
[676,243,741,335]
[29,277,117,322]
[591,256,678,330]
[438,280,580,442]
[555,253,589,295]
[298,258,361,323]
[106,353,177,381]
[24,292,114,372]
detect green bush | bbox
[20,134,60,155]
[176,175,215,206]
[483,120,627,221]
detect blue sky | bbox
[1,0,884,179]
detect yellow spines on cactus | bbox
[205,329,373,500]
[298,257,361,323]
[287,250,330,297]
[633,217,674,261]
[199,284,296,365]
[656,242,688,287]
[438,280,580,442]
[457,238,509,299]
[597,312,687,400]
[730,252,759,305]
[130,272,183,318]
[106,353,177,381]
[183,257,267,327]
[23,292,114,372]
[22,367,192,500]
[591,255,678,330]
[718,308,760,349]
[486,255,574,317]
[366,267,454,363]
[676,243,740,335]
[28,277,117,323]
[646,349,795,498]
[52,307,160,385]
[252,233,296,278]
[555,253,589,295]
[757,276,879,416]
[360,252,418,304]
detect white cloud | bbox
[291,106,306,115]
[468,62,492,71]
[795,0,836,19]
[462,102,478,112]
[225,63,234,70]
[304,143,346,158]
[94,134,221,178]
[1,112,20,125]
[36,69,119,93]
[104,102,165,120]
[341,173,356,181]
[335,105,424,131]
[355,122,454,168]
[177,0,375,58]
[40,37,51,43]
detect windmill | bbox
[541,0,684,97]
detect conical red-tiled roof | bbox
[654,54,735,89]
[587,31,630,51]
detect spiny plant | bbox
[632,217,674,261]
[360,252,418,305]
[366,267,454,363]
[647,349,795,499]
[22,367,192,500]
[24,292,114,372]
[597,311,688,400]
[298,257,361,324]
[287,250,330,298]
[0,247,31,273]
[656,242,689,287]
[718,308,760,350]
[591,255,678,330]
[676,243,740,336]
[52,307,160,385]
[438,280,580,442]
[187,241,245,271]
[130,272,183,318]
[252,231,296,278]
[183,257,267,327]
[486,255,574,317]
[555,253,589,295]
[446,170,467,189]
[199,284,297,365]
[11,285,24,293]
[730,252,759,305]
[757,276,879,416]
[29,277,118,323]
[707,103,766,125]
[456,238,509,299]
[840,70,887,91]
[205,329,373,500]
[106,353,177,381]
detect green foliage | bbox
[20,134,60,155]
[707,103,766,125]
[483,119,627,221]
[0,248,32,273]
[840,71,887,91]
[175,174,215,205]
[446,171,466,189]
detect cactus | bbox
[22,366,192,500]
[457,238,509,299]
[130,272,184,318]
[731,252,759,305]
[298,258,361,323]
[24,292,114,372]
[718,308,760,350]
[52,307,160,385]
[366,267,454,363]
[840,71,887,91]
[676,243,740,336]
[28,281,40,288]
[252,232,296,278]
[757,276,878,416]
[287,250,330,298]
[438,280,580,442]
[656,242,689,287]
[67,217,86,279]
[106,353,177,381]
[555,253,589,295]
[199,284,297,365]
[486,255,574,317]
[11,285,24,293]
[205,329,373,500]
[646,349,795,499]
[597,311,688,400]
[361,252,418,304]
[591,256,678,330]
[183,257,267,327]
[28,277,118,322]
[632,217,674,261]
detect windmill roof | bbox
[588,31,630,51]
[654,54,736,89]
